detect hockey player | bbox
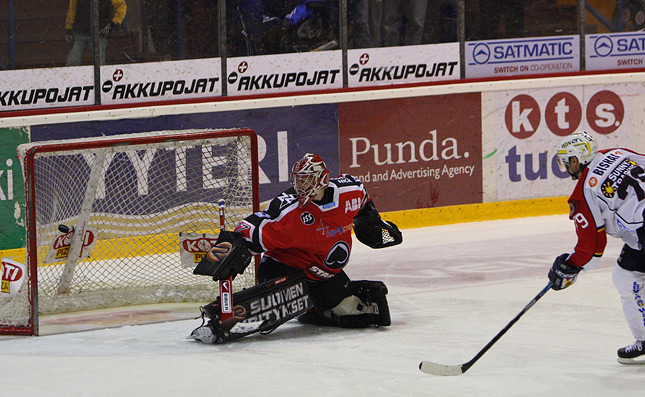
[190,153,402,343]
[548,131,645,364]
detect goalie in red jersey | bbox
[190,153,402,343]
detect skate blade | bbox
[617,356,645,365]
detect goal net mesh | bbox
[1,129,258,334]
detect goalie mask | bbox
[555,131,598,176]
[290,153,330,207]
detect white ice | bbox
[1,215,644,396]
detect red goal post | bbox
[1,128,259,335]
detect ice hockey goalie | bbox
[190,153,401,343]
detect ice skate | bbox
[617,340,645,365]
[188,322,216,344]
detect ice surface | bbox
[1,215,644,396]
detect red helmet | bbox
[290,153,330,207]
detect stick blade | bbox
[419,361,465,376]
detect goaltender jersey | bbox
[234,174,369,281]
[567,148,645,271]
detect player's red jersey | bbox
[234,174,369,280]
[566,148,645,268]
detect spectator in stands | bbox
[65,0,127,66]
[380,0,427,46]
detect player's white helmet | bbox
[290,153,330,207]
[556,131,598,174]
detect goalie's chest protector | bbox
[251,177,367,280]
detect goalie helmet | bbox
[555,131,598,174]
[290,153,330,207]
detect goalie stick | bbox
[419,281,553,376]
[218,200,234,324]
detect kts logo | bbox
[505,90,624,137]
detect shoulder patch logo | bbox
[588,177,598,187]
[277,192,297,209]
[301,212,315,225]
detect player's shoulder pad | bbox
[331,174,362,188]
[266,188,299,214]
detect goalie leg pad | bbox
[302,280,391,328]
[352,280,391,326]
[193,230,251,280]
[332,280,390,328]
[196,270,314,343]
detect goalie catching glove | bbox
[353,201,402,248]
[193,230,251,281]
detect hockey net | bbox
[1,128,259,335]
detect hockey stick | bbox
[218,200,234,323]
[419,281,553,376]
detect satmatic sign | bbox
[466,35,580,78]
[586,32,645,71]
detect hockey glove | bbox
[99,22,116,38]
[548,253,582,290]
[65,29,74,44]
[354,218,402,249]
[193,231,251,281]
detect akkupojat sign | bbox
[347,43,459,87]
[226,52,343,96]
[338,93,482,212]
[100,59,222,105]
[0,67,94,111]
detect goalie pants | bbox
[258,256,352,311]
